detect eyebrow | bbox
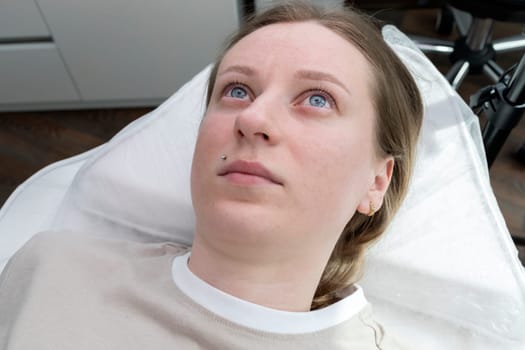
[218,65,256,77]
[294,69,351,95]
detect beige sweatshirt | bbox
[0,231,406,349]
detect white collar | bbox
[172,251,368,334]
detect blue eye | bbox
[228,86,248,99]
[309,94,327,108]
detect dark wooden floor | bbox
[0,108,153,207]
[0,8,523,260]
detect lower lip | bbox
[223,172,277,185]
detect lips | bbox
[218,160,283,185]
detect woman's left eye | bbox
[300,91,335,109]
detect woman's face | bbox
[191,22,392,255]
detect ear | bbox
[356,156,395,215]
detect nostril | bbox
[236,128,271,141]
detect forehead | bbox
[219,21,373,87]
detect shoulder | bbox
[2,231,74,274]
[18,230,86,256]
[21,230,188,254]
[0,230,189,310]
[4,230,189,278]
[10,231,122,267]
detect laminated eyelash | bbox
[223,81,248,94]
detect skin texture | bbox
[189,21,394,312]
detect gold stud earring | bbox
[367,202,376,217]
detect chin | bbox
[199,202,282,236]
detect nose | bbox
[234,96,280,145]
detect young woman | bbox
[0,2,422,349]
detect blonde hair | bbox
[206,1,423,310]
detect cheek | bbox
[194,111,231,157]
[290,127,374,214]
[191,112,229,186]
[314,142,369,188]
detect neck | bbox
[188,233,327,312]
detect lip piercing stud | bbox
[220,154,227,160]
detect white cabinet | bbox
[0,43,79,104]
[0,0,239,111]
[0,0,50,41]
[0,0,79,108]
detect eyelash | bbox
[220,81,337,109]
[222,81,251,99]
[302,87,337,109]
